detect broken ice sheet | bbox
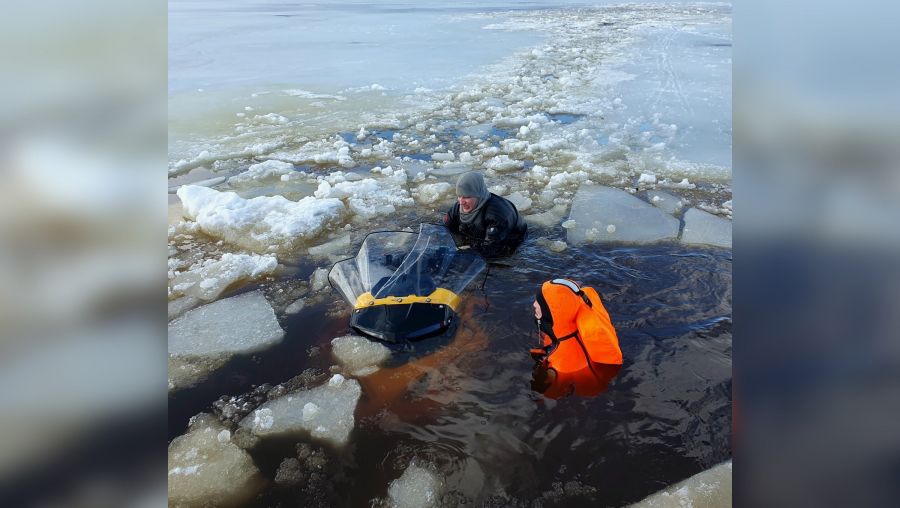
[566,185,679,245]
[239,374,361,447]
[168,291,284,391]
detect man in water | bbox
[530,278,622,398]
[442,171,527,258]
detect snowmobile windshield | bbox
[328,224,486,310]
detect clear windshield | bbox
[329,224,486,305]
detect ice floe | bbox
[177,185,345,254]
[168,291,284,390]
[566,185,679,245]
[680,208,732,249]
[168,252,277,302]
[168,414,265,508]
[169,290,284,358]
[239,374,361,447]
[629,460,731,508]
[331,335,392,377]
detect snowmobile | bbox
[328,224,486,343]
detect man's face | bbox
[458,195,478,213]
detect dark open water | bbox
[169,221,731,507]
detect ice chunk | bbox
[566,185,679,245]
[561,219,576,229]
[308,233,351,259]
[416,182,453,205]
[168,291,284,358]
[309,267,329,292]
[229,160,297,185]
[638,173,657,185]
[177,185,345,254]
[525,204,569,228]
[680,208,732,249]
[629,460,731,508]
[484,154,524,172]
[168,253,277,302]
[431,151,455,162]
[647,190,685,215]
[239,376,362,447]
[460,123,492,139]
[328,373,345,387]
[535,237,568,253]
[331,335,391,376]
[504,191,532,212]
[387,463,444,508]
[429,162,473,176]
[284,298,306,315]
[168,414,264,508]
[251,408,274,431]
[302,402,320,421]
[313,170,413,219]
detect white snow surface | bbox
[168,414,263,508]
[331,335,392,377]
[629,460,731,508]
[177,185,345,254]
[680,208,732,249]
[387,463,444,508]
[168,290,284,357]
[239,376,362,447]
[567,185,679,245]
[168,252,277,302]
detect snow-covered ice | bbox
[228,160,299,185]
[567,185,679,245]
[177,185,345,254]
[239,374,361,447]
[680,208,732,249]
[168,414,264,508]
[313,169,414,219]
[168,290,284,358]
[331,335,392,377]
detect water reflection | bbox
[531,362,622,400]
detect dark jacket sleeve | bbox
[479,204,515,258]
